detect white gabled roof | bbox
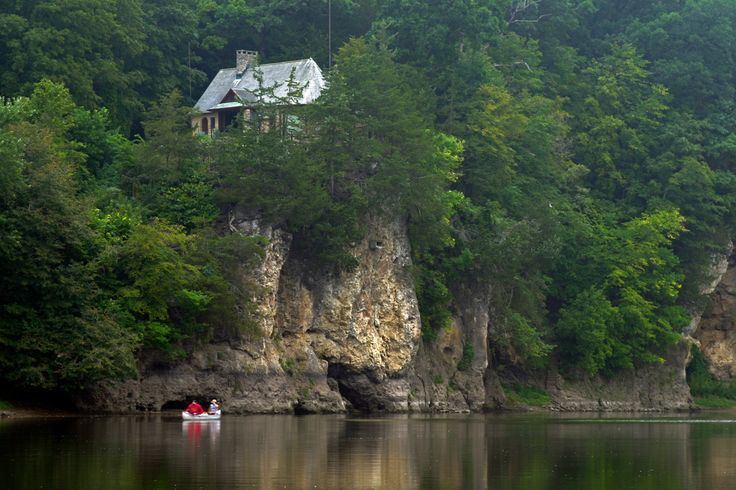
[194,58,325,113]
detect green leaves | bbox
[116,221,202,321]
[554,209,687,375]
[157,180,219,230]
[0,81,264,392]
[4,0,736,390]
[0,82,138,390]
[573,43,669,202]
[215,37,461,268]
[556,287,617,375]
[413,262,454,342]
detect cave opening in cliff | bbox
[293,400,310,415]
[327,363,373,412]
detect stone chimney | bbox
[236,50,258,77]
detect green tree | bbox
[0,81,138,390]
[0,0,147,127]
[216,37,461,268]
[555,209,688,375]
[122,90,217,230]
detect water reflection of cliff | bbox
[4,415,736,488]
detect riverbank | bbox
[0,400,76,419]
[0,386,695,416]
[0,401,717,417]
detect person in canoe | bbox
[208,399,220,414]
[186,400,205,416]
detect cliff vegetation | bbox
[1,0,736,403]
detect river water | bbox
[3,412,736,488]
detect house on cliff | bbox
[193,50,325,134]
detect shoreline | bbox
[0,407,77,419]
[4,404,733,419]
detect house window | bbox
[210,117,216,133]
[201,117,209,134]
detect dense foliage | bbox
[2,0,736,393]
[687,345,736,407]
[0,81,261,391]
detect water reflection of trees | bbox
[486,420,695,489]
[4,415,736,488]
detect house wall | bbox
[192,113,218,135]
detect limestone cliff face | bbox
[408,279,505,412]
[90,214,420,413]
[90,215,698,413]
[272,214,421,411]
[543,339,693,411]
[693,246,736,380]
[407,275,692,412]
